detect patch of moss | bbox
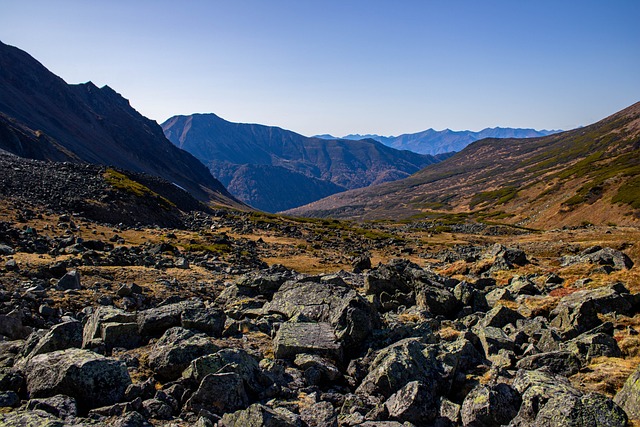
[104,169,175,209]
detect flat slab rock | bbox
[273,322,342,361]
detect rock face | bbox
[24,348,131,412]
[614,363,640,419]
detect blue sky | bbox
[2,1,639,136]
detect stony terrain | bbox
[1,171,639,426]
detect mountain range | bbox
[162,114,451,212]
[0,41,241,208]
[316,127,560,155]
[289,102,640,228]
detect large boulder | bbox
[24,348,131,412]
[384,380,438,424]
[614,363,640,420]
[562,246,634,270]
[549,284,634,338]
[184,372,249,416]
[137,299,204,337]
[17,321,82,367]
[148,327,218,381]
[273,322,342,361]
[460,383,521,426]
[220,403,301,427]
[511,369,626,426]
[356,338,442,399]
[264,279,379,354]
[82,306,138,350]
[515,351,581,376]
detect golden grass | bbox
[570,356,640,397]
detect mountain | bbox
[162,114,450,212]
[0,41,242,208]
[316,128,560,155]
[288,102,640,229]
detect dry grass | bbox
[570,356,640,397]
[438,326,461,342]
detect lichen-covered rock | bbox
[220,403,301,427]
[24,348,131,412]
[55,270,81,290]
[562,246,634,270]
[460,383,521,426]
[16,321,82,369]
[273,322,342,361]
[475,326,514,358]
[300,400,338,427]
[0,409,65,427]
[516,351,581,376]
[264,279,379,355]
[181,305,225,337]
[82,306,138,350]
[566,329,621,363]
[480,305,524,329]
[184,372,249,416]
[148,327,218,381]
[614,363,640,419]
[384,380,438,424]
[356,338,442,399]
[137,299,204,337]
[511,368,626,426]
[415,283,460,318]
[26,394,77,420]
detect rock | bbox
[27,394,77,420]
[0,409,65,427]
[148,327,218,381]
[24,348,131,412]
[55,270,81,290]
[300,400,338,427]
[507,276,540,296]
[549,284,634,338]
[454,282,488,312]
[82,306,139,350]
[439,398,461,425]
[181,306,226,337]
[475,326,514,358]
[294,353,341,386]
[516,351,581,376]
[4,259,17,271]
[352,255,372,273]
[264,279,379,355]
[0,310,32,340]
[415,283,460,318]
[184,372,249,415]
[384,380,437,424]
[614,363,640,419]
[480,305,524,329]
[364,263,413,296]
[116,283,142,297]
[356,338,442,399]
[566,329,621,363]
[563,246,634,270]
[182,348,268,395]
[141,397,173,420]
[137,299,204,337]
[16,321,83,368]
[484,288,513,308]
[460,383,521,426]
[0,244,14,255]
[0,390,19,407]
[220,403,301,427]
[511,368,626,426]
[273,322,342,361]
[112,411,153,427]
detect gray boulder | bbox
[148,327,218,381]
[511,368,626,426]
[0,310,32,340]
[300,400,338,427]
[356,338,442,399]
[461,383,521,426]
[265,279,379,355]
[220,403,301,427]
[476,326,514,358]
[516,351,581,376]
[17,321,82,367]
[614,363,640,419]
[384,380,438,424]
[563,246,634,270]
[27,394,77,420]
[137,299,204,337]
[184,372,249,415]
[181,305,225,337]
[0,409,65,427]
[274,322,342,361]
[82,306,138,350]
[480,305,524,329]
[24,348,131,412]
[55,270,81,290]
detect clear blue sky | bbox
[2,0,639,136]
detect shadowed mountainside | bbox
[0,41,242,208]
[162,113,451,212]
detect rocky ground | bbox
[0,164,639,426]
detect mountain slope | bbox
[162,114,450,212]
[0,41,242,208]
[317,128,559,155]
[288,102,640,228]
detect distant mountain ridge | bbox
[0,40,241,208]
[162,114,450,212]
[316,127,560,155]
[291,102,640,229]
